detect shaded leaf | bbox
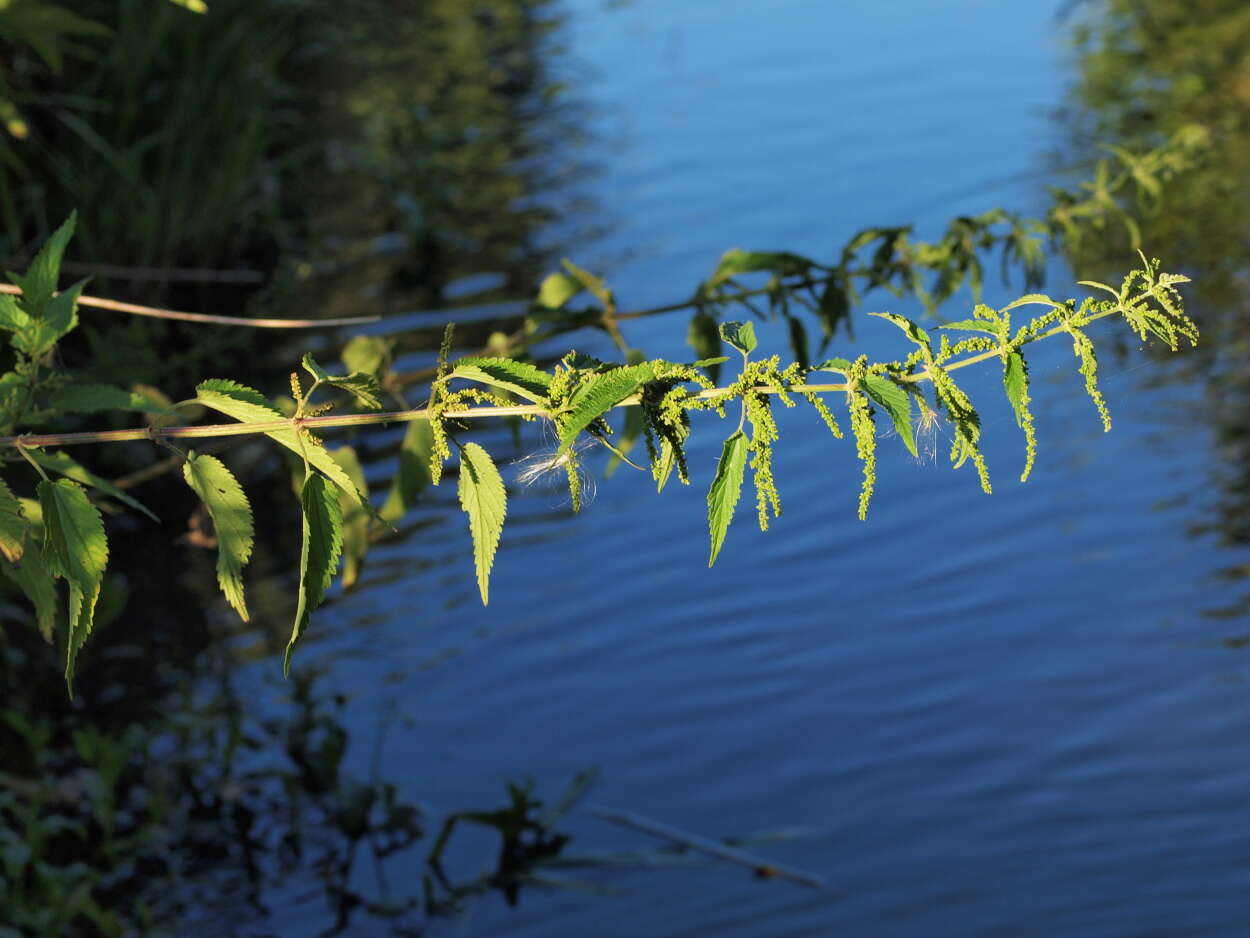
[47,383,173,415]
[380,419,434,523]
[707,430,748,566]
[340,335,393,380]
[27,450,159,522]
[330,447,369,590]
[686,311,722,384]
[458,443,506,604]
[38,479,107,694]
[301,353,382,409]
[6,212,76,310]
[182,452,253,621]
[3,546,57,641]
[284,473,343,675]
[0,476,27,562]
[707,249,814,288]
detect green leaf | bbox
[301,353,382,409]
[26,450,159,522]
[686,311,722,384]
[0,477,27,562]
[558,364,654,453]
[1003,352,1029,427]
[0,293,31,333]
[655,438,677,493]
[860,374,916,458]
[3,546,57,642]
[47,383,173,415]
[195,379,366,508]
[330,447,369,590]
[166,0,209,12]
[785,313,810,370]
[284,473,343,675]
[1001,293,1060,312]
[869,312,931,349]
[449,357,552,403]
[182,452,254,622]
[7,212,76,311]
[458,443,506,605]
[814,357,854,374]
[38,479,107,694]
[815,277,850,348]
[380,419,433,523]
[938,319,999,335]
[719,320,757,356]
[707,431,748,566]
[707,249,814,288]
[537,271,582,309]
[340,335,393,380]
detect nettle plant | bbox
[0,138,1203,696]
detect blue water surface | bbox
[257,2,1250,935]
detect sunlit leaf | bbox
[182,451,253,621]
[719,321,757,356]
[558,364,654,453]
[450,357,552,403]
[458,443,506,605]
[860,374,916,458]
[707,430,748,566]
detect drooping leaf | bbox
[537,270,582,309]
[449,357,552,403]
[785,313,810,370]
[0,476,27,562]
[815,276,851,349]
[46,383,173,415]
[195,379,366,508]
[284,473,343,675]
[1003,351,1037,482]
[3,545,57,641]
[380,419,434,523]
[182,451,254,621]
[38,479,107,694]
[860,374,917,458]
[330,447,369,590]
[719,320,757,356]
[301,353,382,409]
[558,364,654,453]
[706,430,748,566]
[655,438,677,493]
[26,449,159,522]
[458,443,506,605]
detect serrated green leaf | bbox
[380,419,433,523]
[26,450,159,522]
[38,479,107,695]
[449,357,552,403]
[284,473,343,675]
[537,271,582,308]
[655,438,677,493]
[869,312,931,349]
[3,545,57,641]
[0,293,31,333]
[707,431,748,566]
[6,212,75,311]
[330,447,369,590]
[719,320,757,356]
[340,335,393,380]
[458,443,506,605]
[195,379,366,508]
[182,452,253,622]
[1003,352,1029,427]
[860,374,916,458]
[686,311,722,384]
[47,383,173,415]
[1001,293,1059,312]
[0,477,27,562]
[558,364,654,453]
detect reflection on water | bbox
[1062,0,1250,623]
